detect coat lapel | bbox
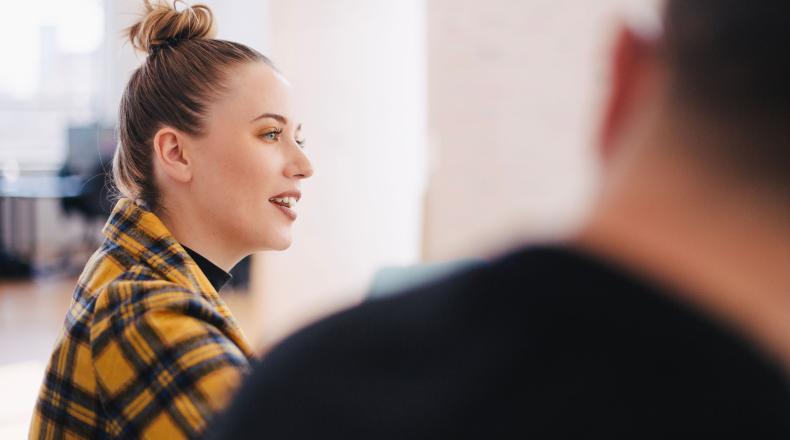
[102,198,255,359]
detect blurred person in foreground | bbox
[208,1,790,438]
[30,0,313,438]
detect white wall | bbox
[200,0,270,53]
[251,0,428,348]
[100,0,142,125]
[423,0,660,260]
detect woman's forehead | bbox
[215,62,295,121]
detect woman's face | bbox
[187,61,313,252]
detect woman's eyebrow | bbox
[250,113,302,131]
[250,112,287,124]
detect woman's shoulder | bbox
[78,239,205,309]
[75,240,160,297]
[93,272,209,321]
[77,240,254,357]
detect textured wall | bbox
[423,0,659,260]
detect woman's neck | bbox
[155,201,246,273]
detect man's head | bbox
[583,1,790,366]
[600,0,790,193]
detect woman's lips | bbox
[271,201,297,221]
[269,192,300,221]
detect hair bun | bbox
[126,0,215,55]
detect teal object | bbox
[368,260,483,299]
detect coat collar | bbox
[102,198,255,358]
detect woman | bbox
[30,1,313,438]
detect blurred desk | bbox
[0,175,83,199]
[0,175,83,274]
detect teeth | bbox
[270,197,297,208]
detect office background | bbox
[0,0,657,437]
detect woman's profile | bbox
[30,0,313,438]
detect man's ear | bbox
[152,127,192,183]
[598,24,657,163]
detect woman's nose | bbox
[287,148,314,179]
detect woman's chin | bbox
[248,225,293,251]
[271,240,291,251]
[267,233,293,251]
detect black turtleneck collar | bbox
[183,246,232,292]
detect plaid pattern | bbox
[30,198,255,439]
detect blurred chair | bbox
[59,123,116,221]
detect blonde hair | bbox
[113,0,272,212]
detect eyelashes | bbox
[259,128,306,149]
[260,128,282,142]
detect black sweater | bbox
[207,246,790,438]
[183,246,231,292]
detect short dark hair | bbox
[662,0,789,185]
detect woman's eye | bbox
[296,138,306,149]
[261,130,282,141]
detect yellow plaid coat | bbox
[30,198,255,439]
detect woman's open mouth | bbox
[269,196,298,221]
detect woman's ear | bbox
[152,127,193,183]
